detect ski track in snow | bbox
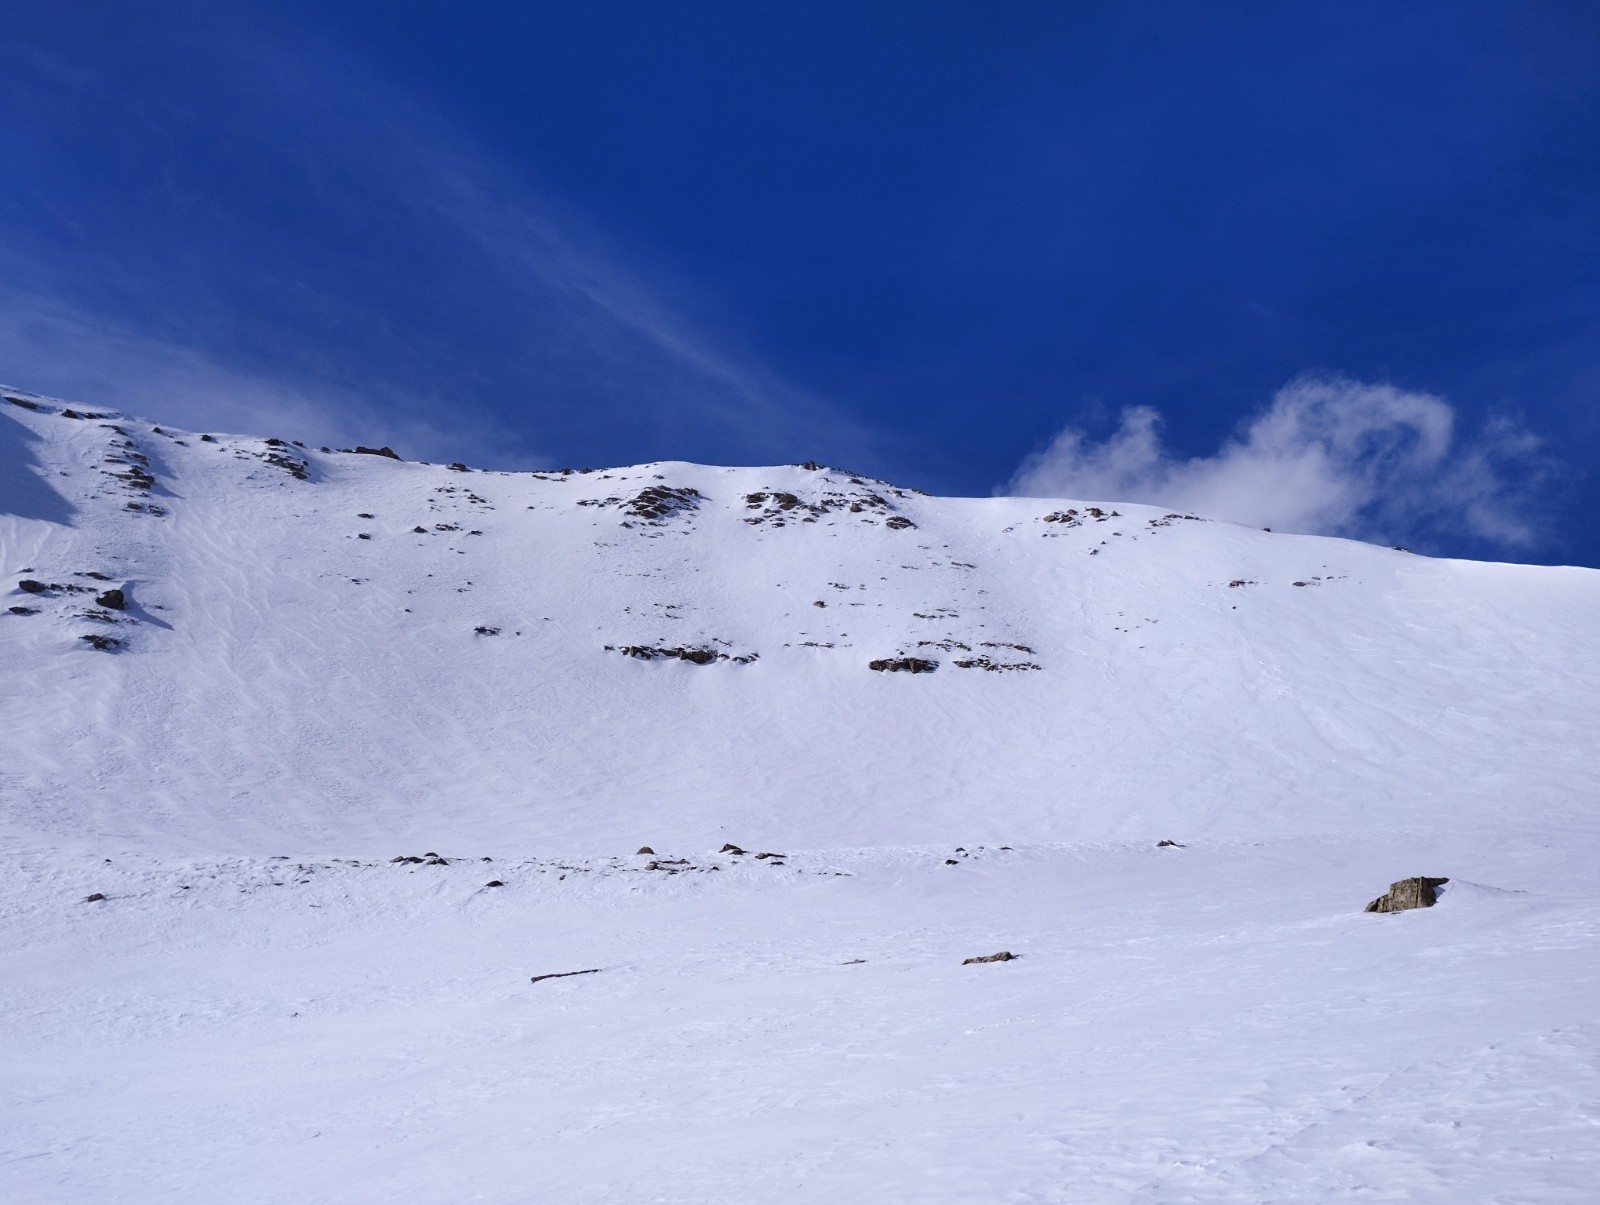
[2,391,1598,1203]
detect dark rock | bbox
[884,515,915,530]
[945,859,959,865]
[17,579,47,594]
[1364,877,1449,914]
[353,446,401,460]
[200,434,216,442]
[753,851,785,860]
[1156,839,1184,848]
[720,844,746,854]
[868,657,938,673]
[485,880,504,888]
[447,462,470,472]
[530,968,600,985]
[643,860,662,870]
[636,846,655,855]
[5,395,39,410]
[85,893,105,902]
[95,589,126,610]
[8,606,38,615]
[413,526,428,533]
[963,951,1016,965]
[357,512,374,519]
[79,634,121,651]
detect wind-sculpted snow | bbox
[2,388,1598,1202]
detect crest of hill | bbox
[2,388,1596,855]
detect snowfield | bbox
[2,390,1597,1202]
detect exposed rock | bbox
[963,951,1016,964]
[1364,877,1449,913]
[79,634,121,651]
[753,851,785,860]
[95,589,126,610]
[530,968,600,985]
[636,846,655,855]
[485,880,505,888]
[868,656,938,673]
[611,644,756,666]
[352,446,400,460]
[8,606,39,615]
[17,579,47,594]
[720,844,746,854]
[1157,839,1184,848]
[945,858,959,865]
[84,893,106,902]
[883,515,915,530]
[5,395,40,410]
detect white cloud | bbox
[1005,376,1556,550]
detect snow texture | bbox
[2,389,1598,1202]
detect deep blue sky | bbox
[1,2,1596,563]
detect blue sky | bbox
[2,2,1596,564]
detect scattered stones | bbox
[951,656,1041,672]
[1364,877,1449,914]
[883,515,915,530]
[79,634,121,651]
[530,968,600,985]
[608,644,757,666]
[963,951,1016,965]
[95,589,126,610]
[868,657,938,673]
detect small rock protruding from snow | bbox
[1364,876,1449,913]
[636,846,655,855]
[1157,839,1184,848]
[95,589,126,611]
[963,951,1016,964]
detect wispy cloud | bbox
[0,288,526,467]
[1005,375,1559,552]
[0,13,873,471]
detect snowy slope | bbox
[3,389,1598,1203]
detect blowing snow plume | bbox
[1006,376,1556,552]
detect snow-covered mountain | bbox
[4,389,1598,1202]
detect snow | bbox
[3,390,1598,1202]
